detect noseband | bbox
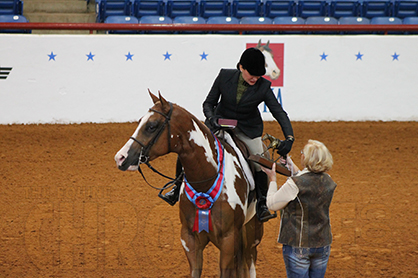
[130,102,173,164]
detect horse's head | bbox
[256,40,280,80]
[114,90,175,171]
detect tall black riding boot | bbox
[255,171,277,222]
[159,158,183,206]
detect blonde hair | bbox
[302,139,333,173]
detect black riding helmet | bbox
[237,48,266,76]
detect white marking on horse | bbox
[180,238,190,252]
[223,148,246,213]
[188,120,216,168]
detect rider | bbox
[161,48,294,223]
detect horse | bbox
[256,39,281,81]
[114,91,264,277]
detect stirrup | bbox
[257,210,277,223]
[158,183,178,206]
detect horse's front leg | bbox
[218,227,246,278]
[181,226,208,278]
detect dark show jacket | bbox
[203,69,293,139]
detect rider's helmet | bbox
[237,48,266,76]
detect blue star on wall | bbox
[125,52,134,61]
[48,51,57,61]
[163,51,172,61]
[320,52,328,61]
[200,51,208,60]
[392,52,400,61]
[355,52,364,61]
[86,52,95,61]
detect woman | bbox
[202,47,294,222]
[162,48,294,223]
[263,139,337,277]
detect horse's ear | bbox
[158,91,170,110]
[266,40,270,47]
[148,89,159,104]
[257,39,262,47]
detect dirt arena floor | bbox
[0,121,417,277]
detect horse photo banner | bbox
[0,34,417,124]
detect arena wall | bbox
[0,34,417,124]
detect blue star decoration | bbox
[355,52,364,61]
[86,52,95,61]
[163,51,172,61]
[125,52,134,61]
[320,52,328,61]
[200,51,208,61]
[392,52,400,61]
[48,51,57,61]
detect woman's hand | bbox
[261,163,276,182]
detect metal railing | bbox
[1,22,418,34]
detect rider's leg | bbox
[160,157,183,206]
[234,128,276,222]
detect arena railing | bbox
[1,22,418,34]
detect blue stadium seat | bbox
[132,0,165,18]
[0,0,23,15]
[272,16,305,34]
[173,16,206,33]
[104,15,139,34]
[231,0,263,18]
[264,0,298,18]
[240,16,273,34]
[298,0,330,18]
[166,0,199,18]
[200,0,231,19]
[394,0,418,19]
[403,16,418,33]
[206,16,239,33]
[370,16,402,33]
[96,0,132,22]
[338,16,370,33]
[329,0,362,18]
[139,15,173,33]
[305,16,339,33]
[0,14,30,33]
[361,0,394,19]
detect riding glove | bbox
[277,137,294,156]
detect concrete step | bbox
[24,0,94,14]
[25,12,96,23]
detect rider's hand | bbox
[209,116,221,129]
[277,137,294,156]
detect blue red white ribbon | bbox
[184,136,224,233]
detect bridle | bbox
[129,101,221,191]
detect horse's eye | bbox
[145,122,158,133]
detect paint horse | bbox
[114,91,263,277]
[256,39,280,80]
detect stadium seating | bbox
[264,0,298,18]
[139,15,173,33]
[231,0,263,18]
[329,0,362,18]
[173,15,206,33]
[305,16,339,34]
[394,0,418,19]
[104,15,139,33]
[403,16,418,33]
[370,16,402,33]
[132,0,165,18]
[0,0,23,15]
[240,16,273,34]
[298,0,330,18]
[272,16,305,34]
[0,14,30,33]
[338,16,370,33]
[206,16,240,33]
[166,0,199,18]
[200,0,231,19]
[96,0,132,22]
[361,0,394,19]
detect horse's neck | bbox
[177,120,218,189]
